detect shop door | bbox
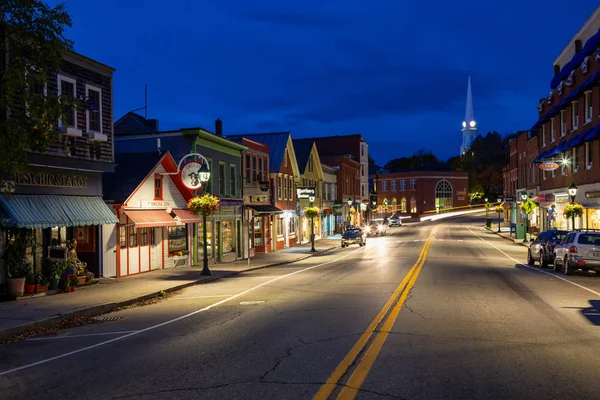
[150,227,162,270]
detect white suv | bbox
[553,231,600,275]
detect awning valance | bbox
[123,210,177,227]
[0,195,118,229]
[248,205,284,214]
[171,209,201,223]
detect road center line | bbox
[0,247,364,377]
[314,228,436,400]
[468,227,600,297]
[26,331,139,341]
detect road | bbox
[2,214,600,399]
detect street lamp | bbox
[347,197,353,226]
[521,192,528,242]
[497,196,502,233]
[199,163,212,276]
[568,182,578,230]
[309,195,316,252]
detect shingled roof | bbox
[291,138,315,173]
[226,132,291,173]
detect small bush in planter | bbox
[86,271,95,283]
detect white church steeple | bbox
[460,73,479,155]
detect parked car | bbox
[367,219,387,236]
[341,227,367,248]
[553,230,600,275]
[388,216,402,227]
[527,228,568,268]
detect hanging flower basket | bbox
[188,194,220,217]
[564,203,583,219]
[304,206,320,219]
[520,199,537,215]
[495,205,504,213]
[349,206,356,214]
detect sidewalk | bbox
[485,226,531,247]
[0,237,340,342]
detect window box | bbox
[58,125,83,137]
[88,131,107,142]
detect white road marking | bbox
[468,227,600,298]
[239,301,265,305]
[170,295,234,300]
[0,247,365,377]
[26,331,139,341]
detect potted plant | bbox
[48,259,65,290]
[564,203,584,219]
[2,229,32,298]
[6,258,31,298]
[68,275,79,291]
[187,194,220,216]
[24,272,36,294]
[35,272,49,293]
[86,271,95,283]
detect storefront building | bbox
[0,51,118,283]
[115,117,246,264]
[227,132,300,250]
[321,164,338,236]
[232,137,281,255]
[103,152,200,277]
[370,169,470,217]
[321,155,362,227]
[292,139,324,244]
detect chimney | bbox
[215,118,223,136]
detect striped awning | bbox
[123,210,178,227]
[171,209,201,223]
[0,195,118,229]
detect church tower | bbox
[460,74,478,155]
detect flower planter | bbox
[7,277,25,297]
[49,278,60,290]
[25,283,36,294]
[36,283,49,293]
[77,276,87,285]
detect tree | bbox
[0,1,73,189]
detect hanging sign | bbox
[539,162,559,171]
[181,161,204,190]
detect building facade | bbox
[115,116,247,264]
[530,6,600,231]
[293,139,324,244]
[0,51,118,283]
[227,133,300,250]
[321,164,338,236]
[103,152,200,277]
[322,155,361,226]
[371,170,470,217]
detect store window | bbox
[168,225,187,254]
[51,226,67,246]
[222,220,234,254]
[277,217,284,236]
[289,216,295,234]
[141,228,149,246]
[254,218,263,246]
[197,220,213,257]
[119,226,127,248]
[129,226,138,247]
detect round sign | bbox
[181,161,204,190]
[539,162,559,171]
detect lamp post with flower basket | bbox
[306,195,318,252]
[564,203,583,231]
[520,197,537,242]
[188,193,220,276]
[568,182,579,230]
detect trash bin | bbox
[515,223,525,239]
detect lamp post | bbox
[521,192,528,242]
[309,195,316,252]
[347,197,352,226]
[198,163,212,276]
[568,182,578,230]
[497,196,502,233]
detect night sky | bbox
[53,1,599,164]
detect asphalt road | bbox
[2,214,600,399]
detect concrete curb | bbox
[0,245,339,342]
[485,227,530,247]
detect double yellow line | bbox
[314,231,434,400]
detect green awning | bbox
[0,195,118,229]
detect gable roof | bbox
[114,112,159,136]
[291,139,315,172]
[226,132,294,173]
[103,152,165,204]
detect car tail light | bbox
[569,246,578,253]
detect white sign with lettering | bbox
[141,200,171,208]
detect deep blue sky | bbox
[54,1,599,164]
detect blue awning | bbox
[0,195,118,229]
[584,125,600,143]
[582,69,600,92]
[566,132,587,149]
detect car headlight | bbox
[378,225,384,231]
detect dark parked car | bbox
[527,228,568,268]
[341,227,367,248]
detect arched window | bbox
[392,198,397,213]
[410,197,417,213]
[401,198,407,213]
[435,180,453,213]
